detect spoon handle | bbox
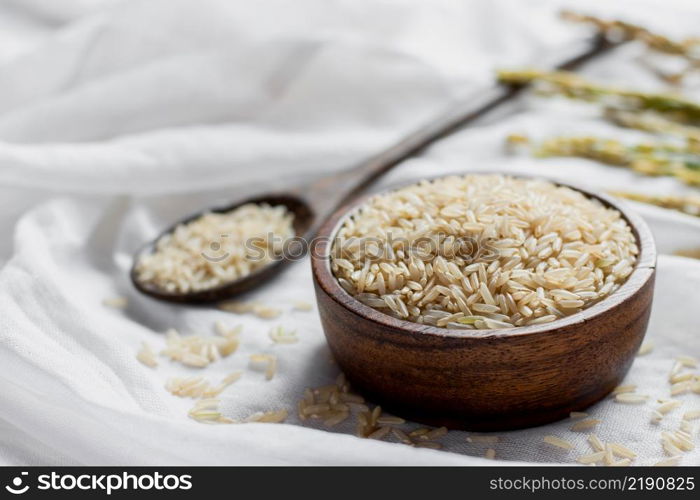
[303,34,616,225]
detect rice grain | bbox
[588,434,605,452]
[543,435,573,450]
[136,342,158,368]
[103,297,128,309]
[637,341,654,356]
[654,456,682,466]
[615,393,648,404]
[570,419,601,432]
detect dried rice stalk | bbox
[498,69,700,126]
[614,193,700,219]
[508,135,700,187]
[561,11,700,77]
[675,247,700,259]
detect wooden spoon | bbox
[132,34,616,303]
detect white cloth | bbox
[0,0,699,465]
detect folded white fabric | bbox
[0,0,699,465]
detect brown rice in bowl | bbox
[330,174,639,329]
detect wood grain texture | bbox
[311,177,656,431]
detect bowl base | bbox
[345,375,618,432]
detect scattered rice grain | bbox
[103,297,128,309]
[577,451,605,465]
[543,435,573,450]
[293,300,313,311]
[612,384,636,395]
[588,434,605,452]
[467,435,500,444]
[136,342,158,368]
[654,456,682,466]
[615,393,648,404]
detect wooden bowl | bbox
[310,176,656,431]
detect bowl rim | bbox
[311,173,657,339]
